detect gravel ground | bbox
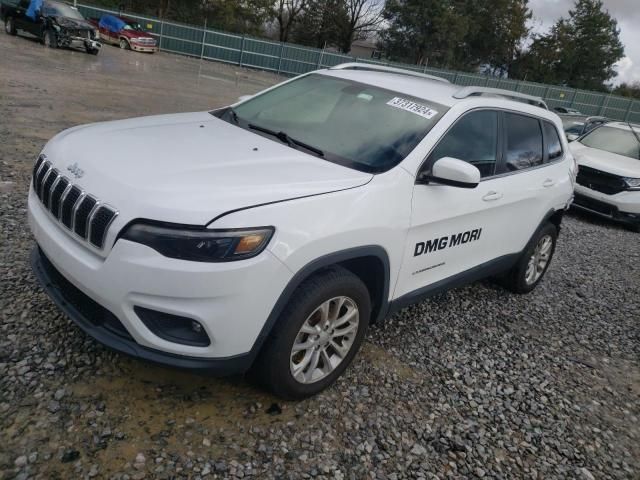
[1,33,639,480]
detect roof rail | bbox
[453,86,548,109]
[329,63,450,84]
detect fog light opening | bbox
[134,306,211,347]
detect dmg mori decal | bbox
[414,228,483,257]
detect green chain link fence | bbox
[51,3,640,122]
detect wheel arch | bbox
[247,246,391,364]
[547,208,564,232]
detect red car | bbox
[96,14,157,52]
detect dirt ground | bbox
[1,32,639,480]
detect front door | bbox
[14,0,30,31]
[395,109,508,299]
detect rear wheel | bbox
[251,266,371,399]
[5,17,16,35]
[43,29,57,48]
[501,222,557,294]
[119,38,130,50]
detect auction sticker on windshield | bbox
[386,97,438,119]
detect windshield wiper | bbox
[248,123,324,157]
[227,107,240,124]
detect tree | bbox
[378,0,531,72]
[511,19,574,84]
[379,0,469,68]
[613,82,640,100]
[274,0,307,42]
[513,0,624,90]
[292,0,348,49]
[462,0,531,75]
[335,0,384,54]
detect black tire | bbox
[43,29,57,48]
[501,222,558,294]
[251,266,371,399]
[119,38,130,50]
[86,47,99,55]
[5,16,17,35]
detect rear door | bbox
[491,112,568,251]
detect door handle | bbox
[543,179,555,188]
[482,191,503,201]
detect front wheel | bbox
[119,38,130,50]
[86,46,99,55]
[5,17,17,35]
[43,29,57,48]
[502,222,557,294]
[251,266,371,399]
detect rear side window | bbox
[543,122,563,161]
[428,110,499,178]
[504,113,543,171]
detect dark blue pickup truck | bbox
[1,0,101,54]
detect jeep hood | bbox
[570,141,640,178]
[42,112,372,226]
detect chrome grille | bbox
[136,38,156,46]
[32,156,118,249]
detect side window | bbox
[543,121,563,161]
[504,113,543,171]
[428,110,498,178]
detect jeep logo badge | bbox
[67,162,84,179]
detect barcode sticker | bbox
[386,97,438,119]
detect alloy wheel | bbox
[289,296,359,384]
[525,234,552,285]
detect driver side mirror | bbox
[420,157,480,189]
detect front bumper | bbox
[130,43,158,53]
[28,187,292,371]
[31,247,250,374]
[62,36,101,50]
[572,185,640,226]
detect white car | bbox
[570,122,640,231]
[28,64,575,398]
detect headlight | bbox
[94,29,99,38]
[121,223,274,262]
[623,177,640,190]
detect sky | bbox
[528,0,640,85]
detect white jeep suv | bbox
[28,64,575,398]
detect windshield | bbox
[43,2,85,20]
[221,74,447,173]
[580,126,640,160]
